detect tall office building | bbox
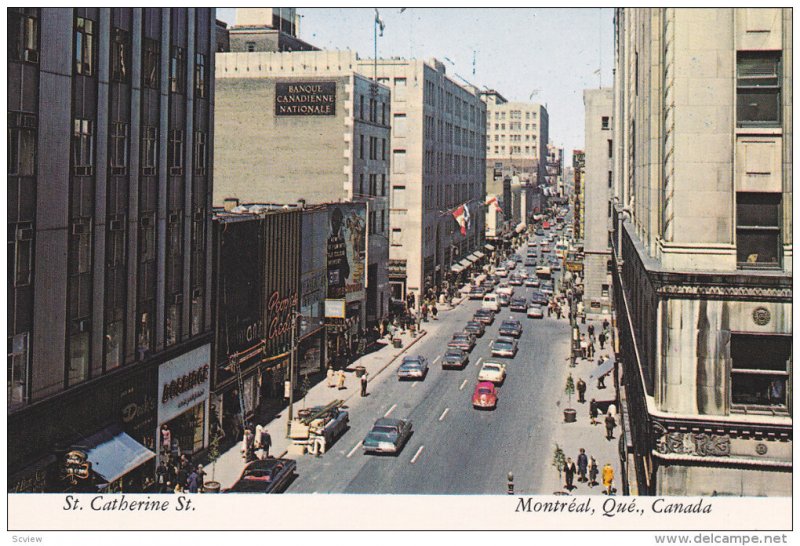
[216,7,317,53]
[582,88,614,316]
[213,50,390,327]
[611,8,792,496]
[8,8,216,492]
[357,57,488,304]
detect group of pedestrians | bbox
[155,454,206,494]
[240,423,272,462]
[562,448,615,495]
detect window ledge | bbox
[735,127,782,136]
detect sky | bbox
[217,8,616,165]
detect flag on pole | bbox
[463,202,471,230]
[453,204,467,236]
[375,9,385,36]
[485,196,502,214]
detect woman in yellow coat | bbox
[602,463,614,495]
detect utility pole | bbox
[286,311,298,438]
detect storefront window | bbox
[163,403,205,456]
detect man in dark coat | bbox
[576,377,587,403]
[563,457,577,490]
[605,412,616,441]
[577,448,589,482]
[590,398,599,425]
[599,331,606,350]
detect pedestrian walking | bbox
[327,366,335,387]
[599,332,606,350]
[588,457,598,487]
[421,303,428,321]
[261,429,272,458]
[588,324,595,337]
[590,398,599,425]
[196,464,206,492]
[577,448,588,483]
[580,336,588,359]
[605,411,616,441]
[254,424,263,452]
[547,302,553,317]
[556,306,562,319]
[160,424,172,456]
[187,468,199,493]
[431,304,438,320]
[576,377,587,403]
[602,463,615,495]
[563,457,577,491]
[176,463,188,491]
[242,428,253,459]
[588,341,595,360]
[156,459,169,493]
[360,372,369,397]
[602,318,610,332]
[337,369,346,390]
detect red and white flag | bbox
[453,204,467,235]
[485,195,502,214]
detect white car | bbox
[478,360,507,383]
[527,305,544,319]
[525,277,540,287]
[496,285,514,297]
[496,266,508,277]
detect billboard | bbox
[326,204,366,304]
[275,81,336,116]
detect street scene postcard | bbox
[5,5,794,540]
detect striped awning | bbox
[474,251,486,259]
[459,258,472,268]
[466,254,480,263]
[484,244,495,251]
[451,263,464,273]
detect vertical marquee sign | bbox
[275,81,337,116]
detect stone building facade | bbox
[611,8,792,496]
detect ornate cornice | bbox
[656,283,792,302]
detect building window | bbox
[106,215,126,267]
[381,174,386,196]
[166,302,180,347]
[392,150,406,174]
[8,114,36,176]
[381,102,387,125]
[736,192,781,268]
[190,292,203,336]
[143,38,160,89]
[110,28,129,83]
[109,122,129,175]
[369,136,377,160]
[607,139,613,158]
[195,53,206,98]
[382,138,387,161]
[359,173,364,195]
[141,126,158,176]
[68,329,90,387]
[608,170,613,188]
[737,51,781,127]
[601,116,610,130]
[9,222,33,287]
[74,16,95,76]
[168,129,184,175]
[8,332,29,409]
[104,320,123,370]
[730,333,790,410]
[359,95,365,120]
[359,134,364,159]
[72,119,94,176]
[369,98,377,122]
[391,228,402,246]
[140,214,156,262]
[601,284,609,298]
[69,218,93,275]
[170,46,186,94]
[9,8,39,63]
[246,41,256,52]
[393,113,407,138]
[194,131,207,175]
[380,210,385,233]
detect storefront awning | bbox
[451,263,464,273]
[515,222,526,234]
[589,354,616,380]
[474,251,485,259]
[484,244,496,251]
[459,258,472,268]
[80,425,155,484]
[466,253,479,263]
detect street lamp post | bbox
[285,310,307,438]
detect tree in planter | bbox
[552,444,566,482]
[564,373,575,408]
[207,429,221,483]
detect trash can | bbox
[392,338,403,349]
[355,365,366,378]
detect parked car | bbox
[527,304,544,319]
[509,275,523,286]
[541,282,554,296]
[551,262,562,272]
[498,293,511,307]
[362,418,413,454]
[510,297,528,312]
[464,320,486,338]
[442,348,469,369]
[468,286,486,300]
[491,336,519,358]
[528,241,538,247]
[449,332,476,352]
[496,285,514,297]
[397,356,429,380]
[482,293,500,312]
[227,458,297,494]
[477,360,507,383]
[498,319,523,338]
[472,381,498,410]
[496,266,508,277]
[474,308,495,325]
[481,281,495,292]
[525,277,540,287]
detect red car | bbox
[472,381,498,410]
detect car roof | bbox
[402,355,424,362]
[374,417,404,427]
[495,336,515,342]
[475,381,495,389]
[244,458,288,472]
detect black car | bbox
[448,332,476,352]
[525,258,537,267]
[468,286,486,300]
[510,297,528,312]
[464,320,486,338]
[442,348,469,369]
[474,309,495,325]
[227,458,297,494]
[530,291,549,305]
[498,319,523,338]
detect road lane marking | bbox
[346,441,362,458]
[433,356,441,365]
[439,408,450,422]
[459,379,468,390]
[475,356,483,367]
[384,403,397,417]
[412,381,418,388]
[410,445,425,464]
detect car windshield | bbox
[370,426,398,436]
[453,334,468,340]
[484,365,501,372]
[477,388,493,395]
[402,362,422,369]
[495,341,513,349]
[446,350,462,357]
[501,321,519,328]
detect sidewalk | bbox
[206,299,465,489]
[543,318,620,496]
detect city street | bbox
[287,234,573,495]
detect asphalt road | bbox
[287,227,572,495]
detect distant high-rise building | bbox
[611,8,792,497]
[217,7,317,53]
[8,7,217,492]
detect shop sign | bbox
[158,344,211,424]
[566,261,584,273]
[267,289,299,340]
[63,450,91,484]
[327,204,366,303]
[275,81,336,116]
